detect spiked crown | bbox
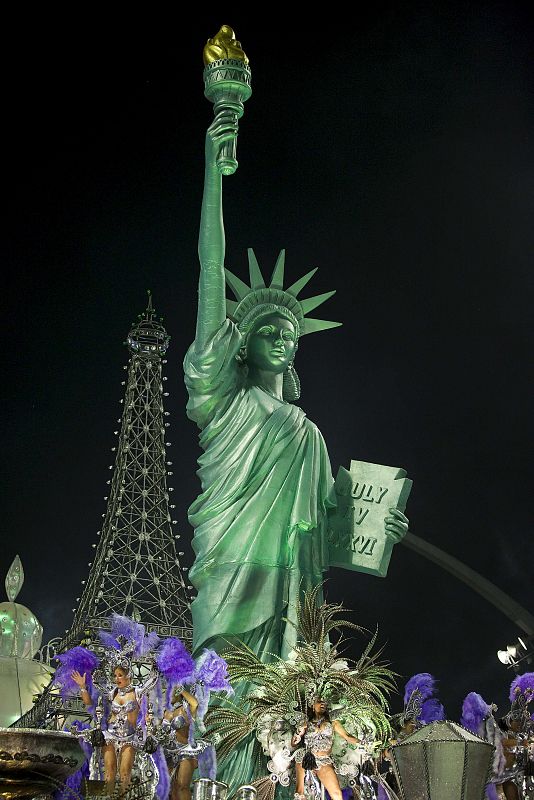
[225,248,341,337]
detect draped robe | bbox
[184,319,334,660]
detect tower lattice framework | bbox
[18,294,191,729]
[72,294,190,635]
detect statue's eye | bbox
[283,331,295,341]
[257,326,274,335]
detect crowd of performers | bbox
[52,609,534,800]
[53,613,232,800]
[377,672,534,800]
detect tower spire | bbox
[146,288,154,315]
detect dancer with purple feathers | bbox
[377,673,445,800]
[496,672,534,800]
[53,613,232,800]
[156,639,231,800]
[460,691,505,800]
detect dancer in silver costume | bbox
[161,687,211,800]
[292,698,360,800]
[73,661,158,795]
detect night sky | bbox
[3,6,533,724]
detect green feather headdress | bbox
[205,585,396,773]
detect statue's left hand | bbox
[384,507,409,543]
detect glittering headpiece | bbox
[400,688,424,725]
[225,248,341,338]
[506,673,534,728]
[97,613,160,677]
[392,673,445,729]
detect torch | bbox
[203,25,252,176]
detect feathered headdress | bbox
[98,613,160,672]
[400,673,445,726]
[509,672,534,702]
[155,636,195,707]
[206,584,395,771]
[460,692,491,735]
[507,672,534,725]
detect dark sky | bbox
[3,6,533,724]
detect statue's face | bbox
[246,313,297,373]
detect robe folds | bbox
[184,320,334,659]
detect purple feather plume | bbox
[191,652,232,735]
[98,630,121,650]
[152,746,170,800]
[69,720,93,764]
[193,649,232,693]
[510,672,534,701]
[403,673,438,705]
[99,614,160,659]
[53,721,92,800]
[420,698,446,723]
[198,744,217,780]
[54,646,100,700]
[110,612,145,643]
[461,692,490,735]
[139,629,160,655]
[156,637,195,706]
[153,676,164,718]
[486,783,499,800]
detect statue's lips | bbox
[270,349,286,356]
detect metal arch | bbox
[401,532,534,635]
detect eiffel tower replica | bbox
[18,292,192,728]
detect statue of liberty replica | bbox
[183,26,409,789]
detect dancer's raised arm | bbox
[195,111,239,350]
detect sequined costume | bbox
[293,721,336,768]
[102,672,158,750]
[160,708,212,766]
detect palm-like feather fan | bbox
[205,584,397,774]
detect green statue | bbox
[184,28,409,787]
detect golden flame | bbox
[203,25,249,65]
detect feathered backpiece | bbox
[401,673,445,725]
[194,649,233,693]
[155,636,195,707]
[54,646,100,700]
[206,584,396,767]
[460,692,491,735]
[192,649,233,733]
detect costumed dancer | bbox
[292,697,361,800]
[378,673,445,800]
[460,691,505,800]
[162,687,200,800]
[205,586,394,800]
[56,614,162,797]
[156,639,231,800]
[498,673,534,800]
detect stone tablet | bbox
[328,460,412,577]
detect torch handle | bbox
[217,138,238,176]
[213,98,244,176]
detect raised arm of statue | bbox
[195,111,239,351]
